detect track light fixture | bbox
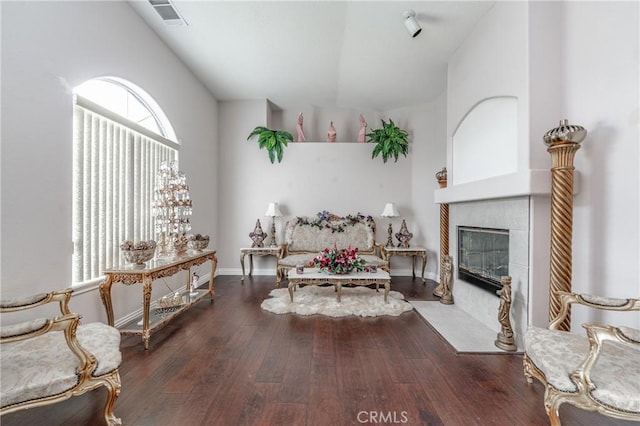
[403,10,422,38]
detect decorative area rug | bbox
[261,286,413,317]
[411,301,523,354]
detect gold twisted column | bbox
[434,167,449,298]
[544,120,586,331]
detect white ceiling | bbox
[129,1,494,112]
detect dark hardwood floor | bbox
[2,275,634,425]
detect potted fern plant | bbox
[247,126,293,163]
[366,119,409,163]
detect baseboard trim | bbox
[114,272,212,328]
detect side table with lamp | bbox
[241,202,282,282]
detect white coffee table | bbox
[287,268,391,303]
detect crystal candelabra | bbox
[153,160,193,258]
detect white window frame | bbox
[72,93,179,287]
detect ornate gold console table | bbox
[100,250,217,350]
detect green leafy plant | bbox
[366,119,409,163]
[247,126,293,164]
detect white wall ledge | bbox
[434,170,552,204]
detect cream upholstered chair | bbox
[523,291,640,425]
[1,288,122,425]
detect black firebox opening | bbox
[458,226,509,295]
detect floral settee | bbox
[276,212,388,285]
[1,288,122,425]
[523,291,640,425]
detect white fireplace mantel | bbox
[434,169,553,204]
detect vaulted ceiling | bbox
[129,1,494,112]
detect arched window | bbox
[72,77,179,286]
[74,77,176,140]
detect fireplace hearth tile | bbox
[411,301,522,353]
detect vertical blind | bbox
[73,96,178,284]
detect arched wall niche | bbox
[451,96,518,186]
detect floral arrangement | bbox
[308,244,366,274]
[296,211,374,233]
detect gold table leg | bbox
[288,280,296,302]
[209,253,217,299]
[421,253,427,283]
[411,256,416,278]
[240,251,246,281]
[142,276,152,350]
[99,275,115,326]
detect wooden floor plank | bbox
[2,275,634,426]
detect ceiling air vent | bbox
[149,0,187,26]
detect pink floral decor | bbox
[309,244,366,274]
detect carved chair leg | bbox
[522,355,534,384]
[103,371,122,426]
[544,386,563,426]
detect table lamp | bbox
[264,202,282,247]
[380,203,399,248]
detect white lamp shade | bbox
[264,202,282,217]
[381,203,399,217]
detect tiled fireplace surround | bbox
[450,197,530,349]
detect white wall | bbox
[391,99,447,278]
[1,1,219,323]
[217,100,444,278]
[452,96,518,185]
[447,2,530,183]
[438,1,553,204]
[444,0,639,330]
[564,1,639,329]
